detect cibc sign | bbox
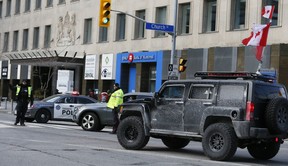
[128,53,134,63]
[121,53,156,63]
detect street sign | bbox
[168,65,179,80]
[146,22,174,33]
[168,64,173,71]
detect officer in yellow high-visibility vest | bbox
[9,80,33,126]
[107,83,124,134]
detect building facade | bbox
[0,0,288,99]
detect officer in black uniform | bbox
[9,80,33,126]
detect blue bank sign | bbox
[146,22,174,33]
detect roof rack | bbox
[194,71,275,83]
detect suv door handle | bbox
[175,101,184,104]
[203,102,212,106]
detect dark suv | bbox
[116,72,288,161]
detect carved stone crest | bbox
[57,12,76,47]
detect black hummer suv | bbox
[116,72,288,161]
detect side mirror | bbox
[154,92,159,98]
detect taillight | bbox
[245,101,255,121]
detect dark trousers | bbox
[15,101,28,124]
[112,107,119,133]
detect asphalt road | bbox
[0,112,287,166]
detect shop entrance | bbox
[120,63,156,93]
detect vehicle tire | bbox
[161,137,190,149]
[81,112,102,131]
[265,97,288,134]
[247,141,280,160]
[202,123,238,161]
[117,116,150,150]
[25,118,34,122]
[35,109,50,123]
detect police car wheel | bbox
[35,109,50,123]
[81,113,102,131]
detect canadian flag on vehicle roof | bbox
[262,5,275,19]
[242,23,271,61]
[242,23,271,46]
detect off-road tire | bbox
[162,137,190,149]
[265,97,288,134]
[117,116,150,150]
[247,141,280,160]
[81,112,103,131]
[35,109,50,123]
[202,123,238,161]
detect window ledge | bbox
[199,31,219,35]
[114,39,127,42]
[132,37,147,41]
[152,35,168,39]
[97,41,109,44]
[177,33,192,37]
[83,42,93,45]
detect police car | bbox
[72,92,154,131]
[25,92,98,123]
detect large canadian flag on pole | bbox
[262,5,275,19]
[242,23,271,61]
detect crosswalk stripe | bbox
[0,120,78,130]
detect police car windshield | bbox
[42,95,62,102]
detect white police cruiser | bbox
[25,91,98,123]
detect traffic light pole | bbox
[110,9,147,23]
[171,0,178,66]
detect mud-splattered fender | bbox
[119,103,151,136]
[199,106,243,135]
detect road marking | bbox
[0,120,78,130]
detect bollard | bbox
[2,97,8,109]
[11,101,14,114]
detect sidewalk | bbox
[0,100,16,114]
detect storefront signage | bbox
[128,53,134,63]
[101,53,113,80]
[121,54,156,62]
[84,55,98,80]
[57,70,74,93]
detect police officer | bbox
[10,80,33,126]
[107,83,124,134]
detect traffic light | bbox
[99,0,111,27]
[178,58,187,72]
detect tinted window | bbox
[43,95,61,102]
[219,85,245,100]
[58,97,76,103]
[160,86,184,99]
[217,84,246,107]
[77,97,95,104]
[189,85,214,100]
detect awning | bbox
[1,50,85,67]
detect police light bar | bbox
[194,71,275,83]
[194,72,257,79]
[71,91,80,96]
